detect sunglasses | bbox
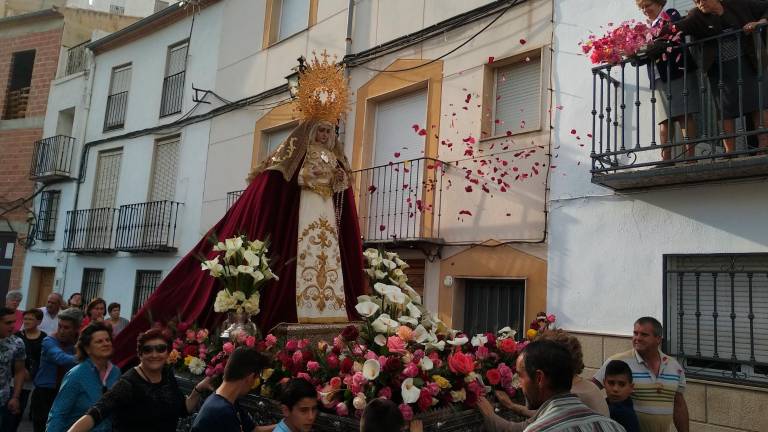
[140,344,168,354]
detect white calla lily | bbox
[201,256,224,277]
[374,334,387,346]
[374,283,400,296]
[402,284,422,304]
[406,302,422,318]
[371,314,399,333]
[381,259,397,270]
[498,326,517,339]
[242,249,260,267]
[355,301,380,318]
[398,316,418,326]
[362,359,381,380]
[419,356,434,371]
[471,334,488,347]
[425,340,445,351]
[401,378,421,404]
[447,336,469,346]
[412,325,431,344]
[385,290,408,305]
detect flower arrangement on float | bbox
[161,321,211,376]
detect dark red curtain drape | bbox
[113,169,365,367]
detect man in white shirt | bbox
[38,293,63,335]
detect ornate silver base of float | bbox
[269,322,363,346]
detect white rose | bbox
[363,248,380,261]
[450,389,466,402]
[213,290,237,312]
[353,393,367,410]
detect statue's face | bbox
[315,124,332,147]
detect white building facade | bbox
[21,1,225,316]
[550,0,768,429]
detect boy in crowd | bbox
[603,359,640,432]
[275,378,318,432]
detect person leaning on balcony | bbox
[660,0,768,153]
[592,317,689,432]
[638,0,700,163]
[30,307,81,432]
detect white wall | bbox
[548,0,768,335]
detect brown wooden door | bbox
[32,267,55,308]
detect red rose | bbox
[417,388,432,411]
[341,325,359,341]
[340,357,354,374]
[484,332,496,347]
[183,345,198,357]
[326,354,340,370]
[384,356,402,373]
[486,369,501,385]
[448,352,475,375]
[302,350,314,363]
[499,338,517,354]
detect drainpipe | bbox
[339,0,355,144]
[60,46,96,295]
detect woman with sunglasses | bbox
[67,328,213,432]
[47,322,120,432]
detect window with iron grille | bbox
[104,64,131,131]
[665,254,768,386]
[132,270,162,316]
[109,4,125,15]
[160,42,187,117]
[81,268,104,305]
[35,190,60,242]
[463,279,525,338]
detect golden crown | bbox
[295,50,349,123]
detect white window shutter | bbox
[265,127,294,156]
[278,0,310,41]
[110,65,131,95]
[494,57,541,135]
[150,137,180,202]
[93,148,123,208]
[373,89,428,166]
[166,43,188,77]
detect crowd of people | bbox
[0,291,131,432]
[0,286,687,432]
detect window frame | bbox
[104,63,132,131]
[35,190,61,242]
[663,253,768,388]
[160,41,188,118]
[262,0,319,48]
[81,268,104,305]
[132,270,162,316]
[481,48,545,141]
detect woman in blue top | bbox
[46,322,120,432]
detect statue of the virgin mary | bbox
[111,53,364,366]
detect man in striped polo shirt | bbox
[593,317,690,432]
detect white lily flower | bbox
[216,237,243,260]
[385,290,407,305]
[355,301,380,318]
[471,334,488,347]
[362,359,381,380]
[419,356,434,371]
[374,334,387,346]
[225,265,239,276]
[357,295,373,303]
[381,259,397,270]
[201,256,224,277]
[374,282,400,296]
[243,249,260,267]
[371,314,399,333]
[248,239,265,252]
[401,378,421,404]
[425,340,445,351]
[412,325,430,344]
[395,257,409,269]
[498,326,517,340]
[406,302,422,318]
[374,269,387,280]
[237,265,265,283]
[398,316,418,326]
[447,336,469,346]
[402,284,422,304]
[363,248,380,261]
[385,251,398,260]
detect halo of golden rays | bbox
[296,50,349,123]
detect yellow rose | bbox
[184,355,194,366]
[432,375,451,389]
[261,385,272,397]
[167,349,180,364]
[526,329,538,340]
[261,368,274,380]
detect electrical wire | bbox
[359,0,517,73]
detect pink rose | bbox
[398,403,414,421]
[498,338,517,354]
[196,329,208,343]
[326,354,339,370]
[336,402,349,416]
[378,356,388,369]
[426,382,440,396]
[402,363,419,378]
[475,345,490,360]
[285,339,299,352]
[386,336,406,354]
[222,342,235,354]
[185,329,196,342]
[245,336,256,347]
[292,350,304,366]
[265,334,277,348]
[352,344,365,356]
[378,386,392,399]
[172,339,182,350]
[297,372,312,382]
[329,376,342,389]
[298,338,310,350]
[412,349,425,361]
[307,361,320,373]
[364,350,378,360]
[547,314,556,323]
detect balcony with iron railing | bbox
[226,189,244,210]
[29,135,75,182]
[104,91,128,131]
[115,200,182,252]
[62,208,117,253]
[590,26,768,191]
[160,71,185,117]
[64,40,89,76]
[352,157,444,246]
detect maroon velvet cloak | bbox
[113,169,365,367]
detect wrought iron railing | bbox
[64,40,89,76]
[159,70,185,117]
[29,135,75,181]
[591,26,768,176]
[34,190,61,242]
[665,254,768,386]
[226,189,244,210]
[351,157,444,243]
[63,208,117,253]
[115,200,181,252]
[104,91,128,131]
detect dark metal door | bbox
[463,278,525,338]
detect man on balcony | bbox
[593,317,689,432]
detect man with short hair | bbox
[38,293,64,335]
[191,347,275,432]
[274,379,318,432]
[30,307,81,432]
[0,306,26,429]
[503,340,624,432]
[5,291,23,333]
[593,317,689,432]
